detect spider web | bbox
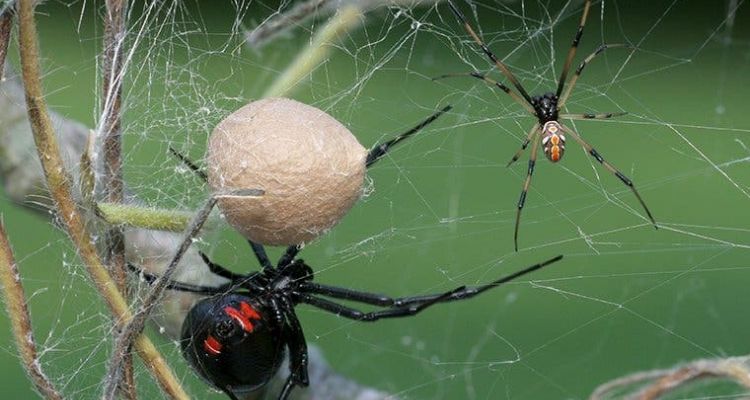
[1,0,749,399]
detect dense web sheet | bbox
[2,0,750,399]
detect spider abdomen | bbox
[181,294,285,396]
[541,121,566,163]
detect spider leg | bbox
[221,387,241,400]
[432,72,536,115]
[558,44,632,108]
[169,147,275,270]
[169,147,208,181]
[278,376,296,400]
[127,262,232,295]
[298,255,562,321]
[198,251,245,281]
[390,254,562,307]
[277,244,302,268]
[555,0,592,98]
[559,124,657,227]
[298,289,460,321]
[446,0,534,105]
[279,298,310,387]
[560,112,627,120]
[248,240,273,270]
[514,134,541,252]
[365,105,452,168]
[299,282,393,306]
[507,124,540,167]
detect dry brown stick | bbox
[101,0,127,299]
[0,221,63,400]
[590,356,750,400]
[101,0,134,397]
[16,0,189,398]
[0,8,11,83]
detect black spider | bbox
[132,106,565,400]
[132,245,562,400]
[436,0,658,251]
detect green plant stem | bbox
[263,5,364,98]
[98,202,197,232]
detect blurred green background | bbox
[1,0,749,399]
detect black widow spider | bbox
[132,106,563,400]
[436,0,657,251]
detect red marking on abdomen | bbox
[550,146,561,162]
[224,302,262,333]
[203,335,222,355]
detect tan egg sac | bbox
[207,98,367,246]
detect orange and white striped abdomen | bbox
[541,121,566,163]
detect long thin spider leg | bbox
[560,112,627,120]
[507,125,540,167]
[299,282,394,306]
[432,72,536,115]
[391,254,562,307]
[298,290,460,321]
[279,298,310,387]
[560,124,657,227]
[447,0,534,105]
[558,43,632,108]
[127,263,232,294]
[556,0,592,97]
[278,376,295,400]
[514,134,541,252]
[365,105,452,168]
[248,240,273,270]
[168,147,275,270]
[277,244,302,268]
[298,255,562,321]
[169,146,208,181]
[198,251,246,281]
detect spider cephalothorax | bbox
[440,0,657,251]
[532,92,559,123]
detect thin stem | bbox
[97,202,197,231]
[101,0,132,396]
[0,8,11,83]
[16,1,189,398]
[0,221,63,400]
[263,5,363,98]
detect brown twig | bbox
[0,220,63,400]
[16,0,189,398]
[101,0,134,397]
[590,356,750,400]
[0,8,12,83]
